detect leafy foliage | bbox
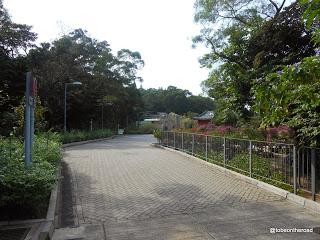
[253,56,320,146]
[153,128,162,141]
[126,123,157,134]
[0,134,62,219]
[58,129,114,144]
[301,0,320,44]
[0,0,37,136]
[29,29,144,131]
[195,1,316,125]
[140,86,215,114]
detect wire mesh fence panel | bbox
[225,138,250,175]
[193,134,206,159]
[297,147,320,195]
[160,131,319,197]
[182,133,193,154]
[168,132,175,147]
[297,147,311,192]
[160,131,165,145]
[175,132,183,150]
[251,141,293,188]
[207,136,224,166]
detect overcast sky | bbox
[4,0,210,95]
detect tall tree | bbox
[140,86,215,115]
[195,1,316,124]
[0,0,37,135]
[29,29,144,130]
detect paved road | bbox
[54,135,320,240]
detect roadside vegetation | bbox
[126,123,157,134]
[175,123,295,143]
[0,133,62,220]
[0,129,116,220]
[59,129,114,144]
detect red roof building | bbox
[193,111,214,127]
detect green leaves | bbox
[301,0,320,45]
[0,134,62,218]
[28,29,145,130]
[58,129,113,144]
[140,87,215,115]
[252,56,320,146]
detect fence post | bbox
[223,137,226,168]
[192,134,194,155]
[205,135,208,161]
[182,132,184,151]
[293,146,297,195]
[249,141,252,178]
[173,132,176,149]
[311,149,316,201]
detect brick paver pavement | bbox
[54,135,320,240]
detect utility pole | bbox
[24,72,36,167]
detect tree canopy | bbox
[194,1,315,114]
[0,0,37,135]
[140,86,215,115]
[0,1,215,135]
[194,0,320,145]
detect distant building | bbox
[137,112,168,128]
[193,111,214,127]
[137,112,162,125]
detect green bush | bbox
[126,124,157,134]
[59,129,113,144]
[0,134,62,219]
[207,152,224,165]
[153,129,161,142]
[227,153,286,183]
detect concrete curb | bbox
[31,168,62,240]
[150,143,164,149]
[160,145,320,214]
[62,135,116,148]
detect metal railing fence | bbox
[161,131,319,201]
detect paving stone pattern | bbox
[57,135,320,240]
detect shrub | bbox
[153,129,161,142]
[227,153,286,184]
[59,129,113,144]
[126,124,157,134]
[0,133,62,220]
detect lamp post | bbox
[64,81,82,132]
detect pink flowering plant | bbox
[176,121,295,143]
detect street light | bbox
[64,81,82,132]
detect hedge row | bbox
[58,129,114,144]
